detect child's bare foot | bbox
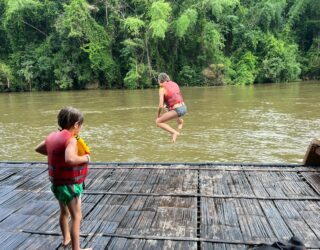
[57,242,70,249]
[61,239,71,249]
[177,118,183,132]
[172,132,180,143]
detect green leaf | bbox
[176,9,198,38]
[124,17,145,36]
[148,0,171,39]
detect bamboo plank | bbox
[244,172,270,197]
[82,193,104,204]
[259,201,293,239]
[117,211,141,235]
[158,196,197,209]
[37,215,60,232]
[245,216,276,241]
[162,240,197,249]
[132,211,156,235]
[129,196,148,211]
[0,214,31,231]
[0,162,319,249]
[300,210,320,239]
[202,242,247,250]
[302,172,320,195]
[19,201,58,216]
[201,171,233,196]
[236,199,264,216]
[142,239,164,249]
[123,239,146,250]
[275,201,319,241]
[141,170,162,194]
[17,234,60,250]
[201,198,242,240]
[0,207,16,223]
[0,232,30,249]
[150,207,197,237]
[0,186,16,199]
[20,215,49,231]
[106,237,128,249]
[81,235,111,250]
[0,191,38,210]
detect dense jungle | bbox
[0,0,319,91]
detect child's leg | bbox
[177,117,183,132]
[58,201,71,246]
[156,110,180,134]
[156,110,180,142]
[67,196,82,250]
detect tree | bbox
[0,61,13,89]
[0,0,319,91]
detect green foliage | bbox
[285,0,310,31]
[254,0,286,32]
[148,0,171,39]
[124,17,145,36]
[4,0,40,17]
[304,37,320,79]
[233,52,257,85]
[123,59,148,89]
[0,61,13,89]
[3,0,46,50]
[202,22,224,61]
[203,0,239,18]
[120,38,146,89]
[259,35,301,82]
[178,65,202,86]
[57,0,117,83]
[0,0,319,91]
[176,9,198,38]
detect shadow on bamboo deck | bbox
[0,162,319,249]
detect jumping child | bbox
[156,72,187,143]
[35,107,91,250]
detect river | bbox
[0,81,319,163]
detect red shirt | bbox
[162,81,184,110]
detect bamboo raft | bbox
[0,162,319,249]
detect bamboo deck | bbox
[0,162,319,249]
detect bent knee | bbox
[155,118,161,126]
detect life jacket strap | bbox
[48,165,87,171]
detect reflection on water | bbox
[0,82,319,163]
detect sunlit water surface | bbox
[0,81,319,164]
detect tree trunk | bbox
[145,35,153,79]
[105,0,108,25]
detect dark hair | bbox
[158,72,170,83]
[57,106,84,130]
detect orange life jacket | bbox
[162,81,184,110]
[46,130,88,185]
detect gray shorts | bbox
[174,104,187,117]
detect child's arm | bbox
[35,141,47,155]
[65,137,90,165]
[157,87,165,118]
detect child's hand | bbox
[85,154,91,163]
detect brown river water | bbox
[0,81,319,164]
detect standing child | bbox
[35,107,91,250]
[156,72,187,143]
